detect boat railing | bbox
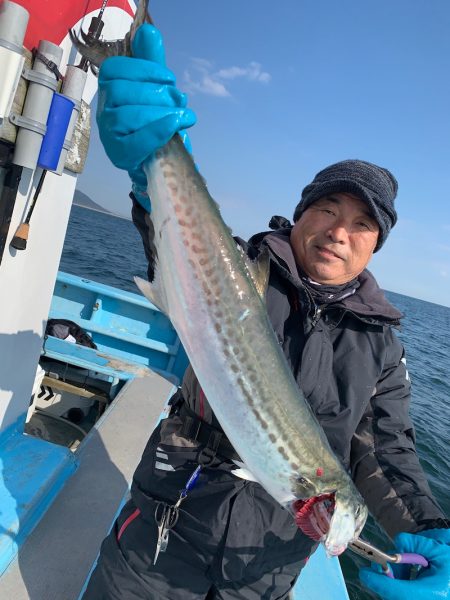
[45,271,188,385]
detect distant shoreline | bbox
[73,202,131,221]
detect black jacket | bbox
[131,198,447,538]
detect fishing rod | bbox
[10,0,110,250]
[78,0,109,72]
[10,169,47,250]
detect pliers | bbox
[349,538,429,578]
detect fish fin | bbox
[134,276,169,316]
[244,247,270,299]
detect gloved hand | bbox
[128,128,193,211]
[359,528,450,599]
[96,24,197,210]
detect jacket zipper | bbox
[311,305,322,327]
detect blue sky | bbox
[77,0,450,307]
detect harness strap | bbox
[198,430,222,466]
[177,402,241,463]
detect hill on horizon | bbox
[73,189,113,214]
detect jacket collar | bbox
[259,228,403,324]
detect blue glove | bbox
[359,529,450,599]
[128,128,193,211]
[96,24,197,210]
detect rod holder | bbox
[37,92,75,172]
[11,39,63,170]
[0,1,29,123]
[56,66,88,175]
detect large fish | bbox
[71,1,368,556]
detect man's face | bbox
[290,192,379,285]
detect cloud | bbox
[216,62,271,83]
[183,58,271,97]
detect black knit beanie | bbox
[293,160,398,252]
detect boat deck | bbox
[0,373,173,600]
[0,369,349,600]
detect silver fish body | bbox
[72,1,368,555]
[137,136,368,555]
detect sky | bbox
[77,0,450,308]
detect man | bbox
[83,24,449,600]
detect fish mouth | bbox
[323,491,368,556]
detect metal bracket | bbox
[0,37,24,54]
[9,113,46,136]
[68,97,81,111]
[21,67,58,91]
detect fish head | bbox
[69,29,130,67]
[69,0,152,67]
[323,488,368,556]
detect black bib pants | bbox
[82,416,316,600]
